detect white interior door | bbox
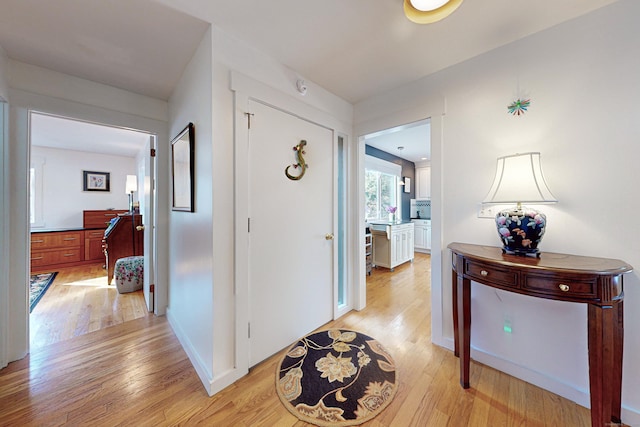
[141,136,155,312]
[248,100,334,366]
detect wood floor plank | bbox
[1,253,611,426]
[29,263,147,349]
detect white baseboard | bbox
[166,308,247,396]
[438,337,640,425]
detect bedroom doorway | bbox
[28,112,157,348]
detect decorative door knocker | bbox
[285,140,308,181]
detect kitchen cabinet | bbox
[365,232,373,275]
[415,166,431,199]
[371,222,414,271]
[412,219,431,253]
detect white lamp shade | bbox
[482,152,557,205]
[125,175,138,194]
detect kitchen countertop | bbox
[369,220,413,226]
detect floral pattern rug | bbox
[30,272,57,313]
[276,329,397,426]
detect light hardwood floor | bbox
[30,263,147,349]
[1,253,610,426]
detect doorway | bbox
[360,118,432,291]
[28,112,157,348]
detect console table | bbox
[448,242,632,426]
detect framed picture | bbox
[171,122,195,212]
[403,177,411,193]
[83,170,110,192]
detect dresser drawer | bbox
[465,260,518,288]
[523,273,597,300]
[31,231,83,249]
[31,248,83,267]
[84,229,105,239]
[83,210,128,229]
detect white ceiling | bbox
[0,0,620,159]
[31,113,150,158]
[364,120,430,163]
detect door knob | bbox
[325,233,334,240]
[136,225,145,231]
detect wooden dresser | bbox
[30,230,84,272]
[83,209,128,262]
[30,209,128,272]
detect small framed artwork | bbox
[171,122,195,212]
[403,177,411,193]
[83,170,110,192]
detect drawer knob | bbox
[480,270,488,277]
[558,284,570,292]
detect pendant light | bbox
[404,0,464,24]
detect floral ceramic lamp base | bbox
[495,206,546,257]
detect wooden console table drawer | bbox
[523,273,597,301]
[465,260,518,289]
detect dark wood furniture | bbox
[448,242,632,427]
[103,213,143,285]
[83,209,128,229]
[83,209,128,262]
[30,210,130,272]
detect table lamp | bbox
[125,175,137,213]
[481,152,557,257]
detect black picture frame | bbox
[171,122,195,212]
[403,177,411,193]
[83,170,110,192]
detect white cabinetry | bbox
[412,219,431,253]
[371,222,414,271]
[415,166,431,199]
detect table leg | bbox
[611,300,623,424]
[587,303,615,426]
[457,275,471,389]
[452,268,459,357]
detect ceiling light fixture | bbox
[404,0,464,24]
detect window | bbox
[365,155,401,221]
[30,156,45,228]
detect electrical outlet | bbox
[477,204,495,219]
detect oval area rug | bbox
[276,329,397,426]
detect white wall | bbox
[166,21,356,395]
[0,44,10,369]
[4,62,170,364]
[166,27,216,393]
[354,0,640,422]
[31,146,134,229]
